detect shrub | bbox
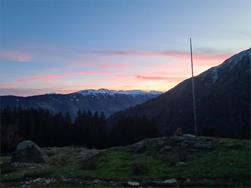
[175,128,183,136]
[166,155,178,167]
[79,157,98,170]
[132,161,148,175]
[163,150,188,167]
[0,163,17,174]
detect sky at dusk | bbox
[0,0,250,96]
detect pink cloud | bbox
[89,50,230,67]
[97,63,129,69]
[1,47,232,95]
[90,49,226,57]
[0,83,17,89]
[79,71,110,75]
[69,57,130,70]
[18,74,64,82]
[89,50,180,58]
[0,88,80,97]
[17,71,112,84]
[0,50,32,62]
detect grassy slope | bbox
[1,137,250,187]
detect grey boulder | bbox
[11,140,48,164]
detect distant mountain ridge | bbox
[77,89,161,96]
[0,89,161,118]
[109,48,251,138]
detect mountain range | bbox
[0,89,161,118]
[109,48,251,138]
[1,48,250,139]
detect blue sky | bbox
[0,0,250,96]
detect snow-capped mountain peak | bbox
[220,48,251,70]
[200,48,251,84]
[77,89,162,96]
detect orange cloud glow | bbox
[136,75,184,82]
[1,48,234,96]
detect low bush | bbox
[0,163,17,174]
[79,157,99,170]
[132,161,148,175]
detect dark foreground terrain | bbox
[1,136,250,188]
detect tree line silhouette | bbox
[1,107,160,152]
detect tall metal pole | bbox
[190,37,198,135]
